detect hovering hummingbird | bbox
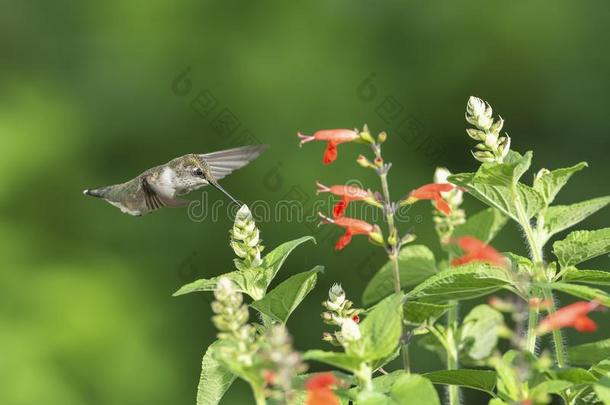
[83,145,266,216]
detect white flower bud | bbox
[340,318,361,342]
[466,96,493,130]
[328,283,346,306]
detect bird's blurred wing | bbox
[142,176,189,209]
[200,145,267,181]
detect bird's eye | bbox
[193,168,204,177]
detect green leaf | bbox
[474,151,533,187]
[460,304,504,361]
[533,162,588,206]
[196,341,236,405]
[363,245,437,305]
[563,269,610,286]
[448,208,508,256]
[360,293,404,361]
[554,368,597,385]
[488,400,508,405]
[407,263,513,303]
[250,266,322,323]
[404,301,453,325]
[359,374,441,405]
[302,350,363,372]
[449,172,545,222]
[530,380,573,401]
[505,253,535,274]
[547,282,610,306]
[543,196,610,241]
[594,374,610,404]
[423,369,497,394]
[261,236,315,284]
[173,267,268,300]
[389,374,440,405]
[569,339,610,366]
[553,228,610,267]
[174,236,315,300]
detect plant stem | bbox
[513,188,546,354]
[543,288,567,368]
[525,304,539,353]
[252,385,267,405]
[378,166,410,373]
[446,302,460,405]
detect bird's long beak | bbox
[210,182,241,206]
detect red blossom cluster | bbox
[305,373,340,405]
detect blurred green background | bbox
[1,1,609,404]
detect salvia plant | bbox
[175,96,610,405]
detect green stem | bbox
[252,385,267,405]
[379,169,410,373]
[513,187,546,354]
[543,288,567,368]
[446,302,460,405]
[525,305,539,353]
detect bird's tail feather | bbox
[83,187,107,198]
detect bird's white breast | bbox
[156,167,178,198]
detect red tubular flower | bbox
[320,214,382,250]
[305,373,340,405]
[405,183,455,215]
[316,182,370,217]
[451,236,505,268]
[538,301,601,334]
[298,129,359,165]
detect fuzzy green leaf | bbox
[196,341,236,405]
[568,339,610,366]
[360,293,404,361]
[594,374,610,404]
[460,304,504,361]
[404,301,453,325]
[250,266,322,323]
[474,151,533,187]
[261,236,315,284]
[173,267,268,300]
[553,228,610,267]
[554,368,597,385]
[547,282,610,306]
[389,374,440,405]
[302,350,363,372]
[362,245,437,306]
[563,269,610,286]
[449,173,545,222]
[423,369,497,394]
[543,196,610,241]
[406,263,513,302]
[530,380,573,401]
[505,253,535,274]
[359,374,441,405]
[533,162,588,205]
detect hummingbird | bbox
[83,145,266,216]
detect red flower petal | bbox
[306,373,338,390]
[333,198,348,218]
[323,142,338,165]
[451,236,505,268]
[435,198,452,216]
[335,230,353,250]
[306,389,340,405]
[574,316,598,332]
